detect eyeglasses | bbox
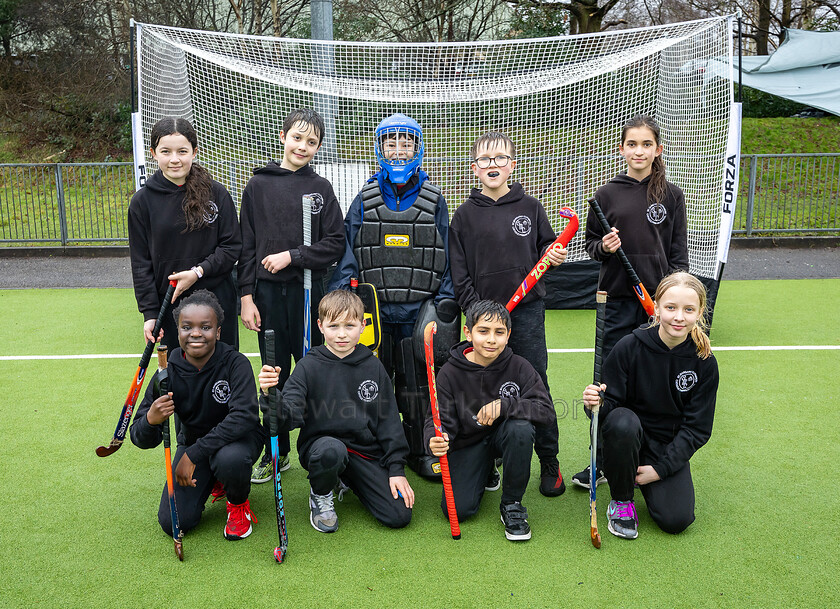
[474,155,512,168]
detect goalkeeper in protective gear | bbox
[330,113,457,479]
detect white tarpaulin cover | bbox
[706,28,840,116]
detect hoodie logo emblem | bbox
[203,201,219,224]
[212,380,231,403]
[358,380,379,403]
[499,381,521,399]
[511,215,531,237]
[304,193,324,215]
[646,203,666,225]
[675,371,698,392]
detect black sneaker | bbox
[485,463,501,491]
[500,501,531,541]
[571,465,606,490]
[539,461,566,497]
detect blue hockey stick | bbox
[265,330,288,563]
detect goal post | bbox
[133,16,738,291]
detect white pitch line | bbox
[548,346,840,353]
[0,352,265,361]
[1,347,838,361]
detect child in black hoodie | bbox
[424,301,556,541]
[582,272,718,540]
[128,117,242,353]
[448,131,567,498]
[239,108,345,482]
[575,115,690,490]
[258,290,414,533]
[130,291,265,542]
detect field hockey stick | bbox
[265,330,288,563]
[588,198,655,317]
[96,280,177,457]
[589,290,607,549]
[423,322,461,540]
[302,196,312,357]
[505,207,579,312]
[156,345,184,561]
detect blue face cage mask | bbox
[374,114,424,185]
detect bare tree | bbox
[505,0,626,34]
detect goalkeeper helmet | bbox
[374,114,424,185]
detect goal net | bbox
[134,17,735,279]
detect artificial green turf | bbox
[1,279,838,608]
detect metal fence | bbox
[1,154,838,245]
[734,153,840,236]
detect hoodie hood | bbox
[633,325,697,358]
[145,169,186,195]
[169,339,237,378]
[252,161,316,178]
[307,343,375,367]
[609,171,651,187]
[446,339,515,372]
[368,169,428,211]
[466,181,525,207]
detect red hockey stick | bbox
[588,198,655,317]
[96,280,177,457]
[505,206,579,312]
[423,321,460,540]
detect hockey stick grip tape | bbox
[265,329,279,437]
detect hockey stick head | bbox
[274,546,286,563]
[95,441,122,457]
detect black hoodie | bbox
[238,163,345,295]
[449,182,557,311]
[585,173,688,300]
[423,340,557,454]
[130,341,264,462]
[127,170,242,321]
[265,344,408,477]
[600,325,718,480]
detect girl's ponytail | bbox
[648,153,666,206]
[182,162,214,232]
[691,323,712,360]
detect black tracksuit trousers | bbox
[444,418,535,520]
[508,299,559,467]
[600,407,696,534]
[254,278,325,457]
[301,436,412,529]
[158,434,262,535]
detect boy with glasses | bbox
[448,131,568,498]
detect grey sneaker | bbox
[309,489,338,533]
[607,500,638,539]
[335,478,352,502]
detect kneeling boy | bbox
[424,300,556,541]
[258,290,414,533]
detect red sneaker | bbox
[210,480,226,503]
[224,499,257,540]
